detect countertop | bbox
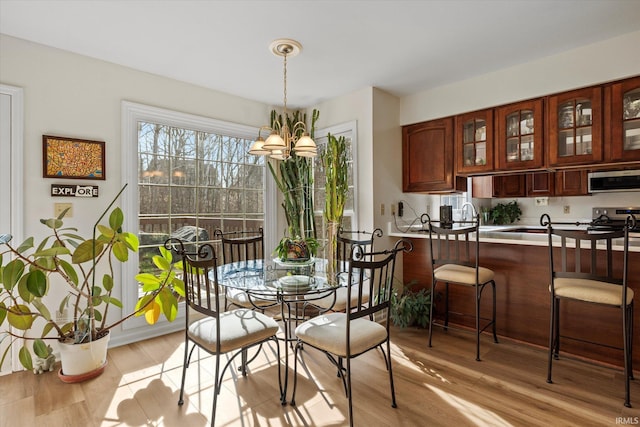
[387,222,640,252]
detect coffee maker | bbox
[440,205,453,229]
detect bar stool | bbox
[422,212,498,361]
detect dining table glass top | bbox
[216,257,344,298]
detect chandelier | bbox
[248,39,317,160]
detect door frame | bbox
[0,84,24,374]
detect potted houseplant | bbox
[490,200,522,225]
[390,280,431,328]
[321,133,349,280]
[268,109,320,261]
[0,185,183,381]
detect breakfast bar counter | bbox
[389,224,640,370]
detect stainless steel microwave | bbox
[588,169,640,193]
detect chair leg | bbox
[475,284,481,362]
[491,280,498,343]
[346,356,354,427]
[178,338,190,406]
[623,303,632,408]
[629,303,635,381]
[444,283,450,330]
[290,341,302,406]
[547,296,557,384]
[428,278,436,348]
[386,338,397,409]
[211,353,221,426]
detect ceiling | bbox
[2,0,640,109]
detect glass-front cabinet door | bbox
[548,87,602,166]
[496,99,544,170]
[455,109,494,174]
[610,76,640,162]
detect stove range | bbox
[590,207,640,231]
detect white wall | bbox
[312,87,375,231]
[400,30,640,125]
[0,34,272,345]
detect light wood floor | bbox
[1,325,639,426]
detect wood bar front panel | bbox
[403,238,640,369]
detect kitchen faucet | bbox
[460,202,477,222]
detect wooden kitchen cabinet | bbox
[472,174,525,198]
[607,75,640,162]
[547,86,603,167]
[526,171,554,196]
[455,109,494,175]
[473,171,554,198]
[555,169,590,196]
[495,98,544,171]
[402,117,467,192]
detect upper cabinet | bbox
[608,76,640,162]
[495,99,544,171]
[402,118,467,193]
[455,109,494,175]
[547,87,603,166]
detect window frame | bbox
[313,120,358,246]
[120,101,276,330]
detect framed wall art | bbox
[43,135,105,180]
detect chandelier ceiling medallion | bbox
[248,39,317,160]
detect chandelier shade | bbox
[249,39,317,160]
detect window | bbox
[121,102,273,329]
[313,121,357,251]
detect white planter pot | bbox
[58,332,109,376]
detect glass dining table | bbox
[215,257,341,404]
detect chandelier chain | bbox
[282,51,288,115]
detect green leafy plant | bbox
[267,109,320,258]
[490,201,522,225]
[0,188,183,372]
[390,280,431,328]
[273,235,319,261]
[321,133,349,278]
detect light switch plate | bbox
[535,197,548,206]
[54,203,73,218]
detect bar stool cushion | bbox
[552,278,634,306]
[434,264,495,286]
[188,308,279,353]
[295,312,386,357]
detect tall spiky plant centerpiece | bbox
[321,133,349,281]
[269,109,320,261]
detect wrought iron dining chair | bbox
[172,239,282,425]
[291,239,413,427]
[542,213,636,408]
[422,212,498,361]
[214,228,277,311]
[306,227,383,313]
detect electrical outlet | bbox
[391,204,396,216]
[563,205,571,214]
[54,203,73,218]
[380,203,385,215]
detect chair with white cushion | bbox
[306,227,383,313]
[214,228,277,311]
[423,212,498,361]
[291,239,412,427]
[542,213,636,408]
[173,240,281,425]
